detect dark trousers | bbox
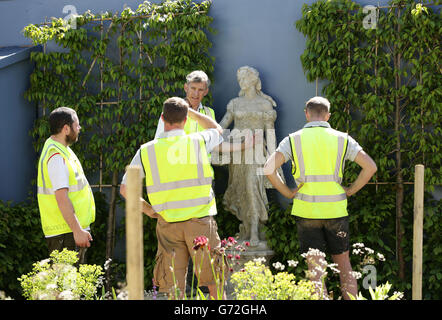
[45,232,87,266]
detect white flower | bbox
[95,275,105,289]
[352,243,365,248]
[301,248,326,259]
[36,291,56,300]
[364,247,374,254]
[314,266,326,276]
[350,271,362,279]
[117,290,128,300]
[327,263,340,274]
[287,260,298,268]
[39,258,51,266]
[104,258,112,271]
[36,271,49,281]
[37,292,50,300]
[272,262,285,271]
[392,291,404,300]
[376,253,385,261]
[45,283,57,290]
[253,257,266,264]
[58,290,75,300]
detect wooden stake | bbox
[412,164,424,300]
[125,165,144,300]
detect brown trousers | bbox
[153,216,225,294]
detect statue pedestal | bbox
[225,241,274,299]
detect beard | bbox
[65,129,78,146]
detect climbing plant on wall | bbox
[23,0,215,291]
[296,0,441,299]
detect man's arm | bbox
[344,150,377,197]
[120,184,159,219]
[54,188,92,247]
[212,133,257,152]
[263,151,303,199]
[187,107,223,135]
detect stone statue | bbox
[219,66,284,248]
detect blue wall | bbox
[0,46,41,203]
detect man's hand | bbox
[342,186,351,197]
[291,183,304,198]
[187,107,223,135]
[142,199,159,219]
[73,229,93,248]
[344,150,377,197]
[264,151,297,199]
[121,184,159,219]
[55,188,92,248]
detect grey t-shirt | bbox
[276,121,362,165]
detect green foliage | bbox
[0,192,116,299]
[295,0,441,299]
[0,199,47,299]
[23,0,215,181]
[349,282,403,300]
[230,259,319,300]
[18,249,104,300]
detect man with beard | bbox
[37,107,95,264]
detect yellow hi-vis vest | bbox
[183,106,216,134]
[140,133,216,222]
[37,138,95,236]
[289,127,348,219]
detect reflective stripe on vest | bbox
[140,134,215,221]
[295,193,347,202]
[145,138,213,194]
[152,194,215,212]
[37,179,89,195]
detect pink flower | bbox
[227,254,233,260]
[228,237,237,244]
[245,241,250,247]
[193,236,208,250]
[235,254,241,260]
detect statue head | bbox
[237,66,261,96]
[236,66,276,108]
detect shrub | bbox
[18,248,104,300]
[230,258,319,300]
